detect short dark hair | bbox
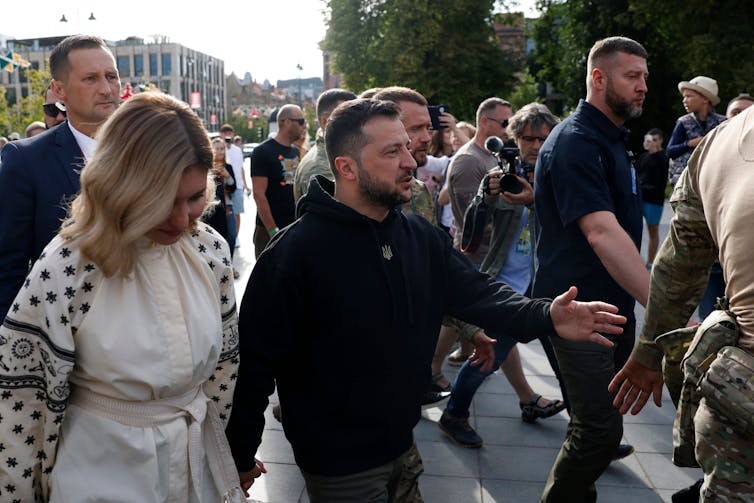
[358,88,382,99]
[50,35,110,80]
[219,124,234,134]
[325,98,401,177]
[476,97,512,126]
[508,103,560,140]
[373,86,428,107]
[647,127,663,140]
[587,36,647,75]
[316,88,357,122]
[729,93,754,106]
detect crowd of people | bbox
[0,32,753,503]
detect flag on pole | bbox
[0,52,31,72]
[0,53,14,72]
[12,52,31,68]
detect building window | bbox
[161,80,171,94]
[162,54,172,76]
[117,56,131,77]
[134,55,144,77]
[149,54,158,76]
[6,87,16,105]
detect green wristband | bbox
[268,227,279,237]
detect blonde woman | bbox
[0,93,258,501]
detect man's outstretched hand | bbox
[550,286,627,347]
[608,356,664,414]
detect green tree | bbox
[227,111,270,144]
[508,68,542,110]
[322,0,522,120]
[17,68,50,131]
[0,86,12,136]
[0,68,50,136]
[531,0,754,149]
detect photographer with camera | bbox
[439,103,567,447]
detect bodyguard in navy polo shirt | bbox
[533,37,651,502]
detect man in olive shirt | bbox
[293,89,356,202]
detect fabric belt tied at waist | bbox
[70,385,244,503]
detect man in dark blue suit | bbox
[0,35,120,320]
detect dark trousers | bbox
[699,262,725,319]
[541,319,635,503]
[302,450,407,503]
[253,224,271,260]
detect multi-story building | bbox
[276,77,323,105]
[1,34,226,130]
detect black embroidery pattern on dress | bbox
[194,223,239,427]
[10,340,32,359]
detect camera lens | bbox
[499,174,523,194]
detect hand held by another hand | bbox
[239,458,267,496]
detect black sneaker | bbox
[611,443,634,461]
[671,478,703,503]
[421,390,450,409]
[438,411,483,448]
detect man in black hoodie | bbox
[227,98,628,502]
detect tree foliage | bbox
[0,68,50,137]
[531,0,754,148]
[322,0,523,121]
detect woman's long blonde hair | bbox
[61,92,214,277]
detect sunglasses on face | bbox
[43,103,66,118]
[486,116,509,128]
[287,118,306,126]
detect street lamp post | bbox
[296,63,303,108]
[59,12,97,33]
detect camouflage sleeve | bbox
[403,178,437,225]
[441,316,481,342]
[631,165,718,369]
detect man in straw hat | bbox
[667,76,726,185]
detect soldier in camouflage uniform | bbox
[610,107,754,502]
[293,89,357,203]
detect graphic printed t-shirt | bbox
[250,138,300,228]
[495,207,531,295]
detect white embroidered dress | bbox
[0,224,242,502]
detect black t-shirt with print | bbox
[250,138,300,228]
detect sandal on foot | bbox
[520,394,566,423]
[431,372,452,392]
[447,349,471,367]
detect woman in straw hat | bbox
[667,76,726,185]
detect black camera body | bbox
[483,136,524,194]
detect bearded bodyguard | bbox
[610,106,754,501]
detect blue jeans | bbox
[699,262,725,319]
[445,333,518,418]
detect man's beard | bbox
[606,80,642,121]
[412,149,427,167]
[356,162,411,208]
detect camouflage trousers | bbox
[394,441,424,503]
[695,399,754,502]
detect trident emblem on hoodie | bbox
[381,244,393,260]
